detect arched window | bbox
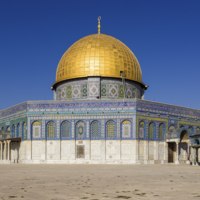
[60,120,71,139]
[121,120,131,138]
[12,125,15,138]
[75,121,85,140]
[22,122,27,139]
[90,120,100,139]
[148,122,155,140]
[106,120,116,139]
[47,121,56,139]
[158,123,164,140]
[17,123,20,137]
[6,126,11,139]
[139,121,145,139]
[32,121,41,139]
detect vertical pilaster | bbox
[163,142,168,163]
[154,141,158,161]
[175,142,179,164]
[186,142,190,164]
[144,140,148,163]
[0,142,2,160]
[4,141,7,160]
[7,140,11,161]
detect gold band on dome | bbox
[55,33,142,84]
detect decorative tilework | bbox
[75,121,85,140]
[72,85,81,98]
[55,78,143,100]
[121,120,131,138]
[0,97,200,144]
[82,84,87,97]
[60,120,71,139]
[106,120,116,139]
[66,85,72,99]
[90,120,101,139]
[109,84,118,98]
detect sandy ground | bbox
[0,164,199,200]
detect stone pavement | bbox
[0,164,199,200]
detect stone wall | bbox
[16,140,166,164]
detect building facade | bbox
[0,23,200,164]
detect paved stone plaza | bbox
[0,164,199,200]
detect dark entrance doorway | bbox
[168,142,176,163]
[76,145,85,159]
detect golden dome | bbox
[55,33,142,84]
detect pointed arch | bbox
[46,121,56,139]
[32,121,41,139]
[90,120,101,139]
[148,122,155,140]
[138,121,145,139]
[158,123,164,140]
[60,120,71,139]
[106,120,116,139]
[121,120,131,138]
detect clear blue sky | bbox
[0,0,200,109]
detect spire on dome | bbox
[97,16,101,34]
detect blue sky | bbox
[0,0,200,109]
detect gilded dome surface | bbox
[55,33,142,84]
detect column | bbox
[186,142,190,164]
[175,142,179,164]
[144,140,148,163]
[7,140,11,161]
[163,142,168,164]
[196,148,198,165]
[154,141,158,161]
[0,142,2,160]
[4,141,7,160]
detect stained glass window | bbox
[47,121,56,139]
[106,120,115,139]
[32,121,41,139]
[148,123,154,140]
[60,120,71,139]
[122,120,131,138]
[139,121,145,139]
[158,123,164,140]
[90,120,100,139]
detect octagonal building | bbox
[0,21,200,164]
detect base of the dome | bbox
[54,77,144,101]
